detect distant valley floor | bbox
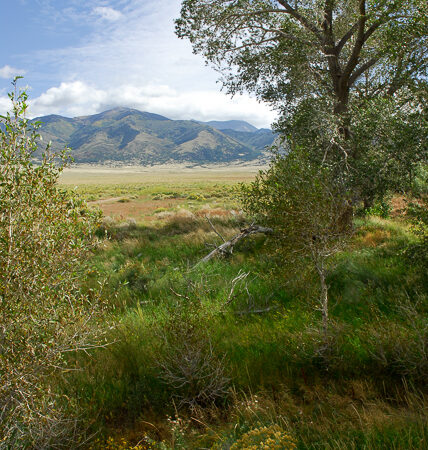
[59,162,266,185]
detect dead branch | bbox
[205,215,226,243]
[170,287,191,301]
[234,305,280,316]
[193,224,273,269]
[225,270,250,305]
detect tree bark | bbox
[317,265,329,338]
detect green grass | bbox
[55,186,428,448]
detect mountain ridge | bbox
[34,107,275,165]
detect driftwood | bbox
[193,224,273,268]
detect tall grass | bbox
[57,196,427,448]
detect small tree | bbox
[241,149,352,334]
[0,79,102,448]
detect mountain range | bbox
[34,107,275,165]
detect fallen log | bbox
[193,224,273,268]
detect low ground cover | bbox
[55,180,427,449]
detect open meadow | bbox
[2,1,426,447]
[54,167,428,449]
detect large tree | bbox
[177,1,427,203]
[177,0,426,118]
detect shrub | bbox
[0,79,102,447]
[406,196,428,272]
[241,149,353,335]
[225,424,296,450]
[364,199,392,218]
[157,303,230,410]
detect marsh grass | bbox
[57,188,427,448]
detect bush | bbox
[0,79,102,447]
[406,197,428,272]
[157,302,230,410]
[364,199,392,218]
[223,424,296,449]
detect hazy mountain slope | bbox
[34,108,272,164]
[220,128,276,152]
[203,119,258,133]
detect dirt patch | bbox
[90,197,187,221]
[390,196,408,218]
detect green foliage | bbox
[177,0,427,117]
[364,199,392,218]
[347,97,427,206]
[406,196,428,273]
[277,92,427,207]
[241,149,353,332]
[0,80,102,447]
[65,194,427,429]
[241,150,352,260]
[177,1,428,202]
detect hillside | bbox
[34,108,275,164]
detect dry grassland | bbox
[59,164,263,185]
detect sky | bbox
[0,0,276,128]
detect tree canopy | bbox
[177,1,427,204]
[176,0,427,117]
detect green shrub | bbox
[213,424,296,449]
[365,199,392,218]
[0,79,102,447]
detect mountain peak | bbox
[34,110,275,165]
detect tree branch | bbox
[276,0,323,42]
[323,0,334,37]
[192,224,273,268]
[226,37,279,52]
[343,0,367,77]
[349,56,380,86]
[205,215,226,243]
[335,22,358,53]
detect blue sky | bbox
[0,0,275,127]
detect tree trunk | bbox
[318,267,329,338]
[334,87,351,140]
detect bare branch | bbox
[225,270,250,305]
[170,287,191,301]
[205,215,226,243]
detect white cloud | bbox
[4,81,276,128]
[93,6,123,21]
[30,1,221,93]
[0,65,26,79]
[0,96,10,114]
[0,1,278,128]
